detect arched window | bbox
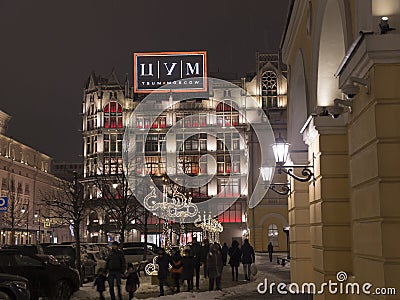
[262,71,278,108]
[104,101,123,128]
[268,224,279,246]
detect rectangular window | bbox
[217,178,240,198]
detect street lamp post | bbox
[34,210,40,244]
[21,205,29,244]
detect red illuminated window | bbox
[104,102,123,128]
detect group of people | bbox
[93,241,139,300]
[92,238,257,299]
[155,238,256,296]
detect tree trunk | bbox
[74,224,83,286]
[143,211,148,260]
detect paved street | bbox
[71,253,292,299]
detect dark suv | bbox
[0,273,30,300]
[0,249,80,300]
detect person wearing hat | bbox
[106,241,126,300]
[125,263,140,300]
[156,248,173,296]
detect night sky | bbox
[0,1,289,162]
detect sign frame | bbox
[133,51,208,93]
[0,196,8,212]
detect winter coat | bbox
[221,244,229,260]
[207,248,223,278]
[170,253,183,276]
[181,255,195,280]
[228,246,242,267]
[106,249,126,272]
[241,242,255,264]
[200,243,210,263]
[94,274,106,292]
[125,270,140,292]
[190,242,202,265]
[268,243,274,253]
[156,254,173,279]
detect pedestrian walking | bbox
[200,239,210,278]
[268,242,274,262]
[228,240,242,281]
[93,268,107,300]
[190,237,202,289]
[181,248,195,291]
[125,263,140,300]
[170,248,183,293]
[241,239,255,281]
[156,248,173,296]
[105,241,126,300]
[207,243,223,291]
[221,242,229,266]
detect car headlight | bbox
[10,281,28,290]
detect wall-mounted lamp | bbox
[341,76,370,98]
[380,17,395,34]
[261,137,314,195]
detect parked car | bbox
[86,251,106,274]
[0,249,79,300]
[122,247,157,264]
[2,244,44,256]
[44,245,96,282]
[121,242,160,253]
[0,273,30,300]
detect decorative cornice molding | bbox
[281,1,307,64]
[339,34,400,86]
[302,114,348,145]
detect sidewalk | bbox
[70,253,291,300]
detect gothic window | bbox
[216,100,239,126]
[104,102,123,129]
[268,224,279,246]
[262,71,278,108]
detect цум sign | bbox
[0,196,8,212]
[133,51,207,93]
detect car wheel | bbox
[50,280,72,300]
[0,291,12,300]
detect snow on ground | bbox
[71,270,286,300]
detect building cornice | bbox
[339,34,400,86]
[302,114,348,146]
[281,0,307,64]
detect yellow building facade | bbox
[282,0,400,299]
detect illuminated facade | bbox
[83,64,287,246]
[0,110,70,244]
[281,0,400,298]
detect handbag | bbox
[250,264,258,276]
[126,284,137,293]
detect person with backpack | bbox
[228,240,242,281]
[241,239,255,281]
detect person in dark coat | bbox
[268,242,274,262]
[156,248,173,296]
[125,263,140,300]
[228,240,242,281]
[170,248,183,293]
[200,239,210,278]
[181,248,195,291]
[241,239,255,281]
[106,241,126,300]
[93,268,107,300]
[207,243,223,291]
[221,243,229,266]
[190,237,202,289]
